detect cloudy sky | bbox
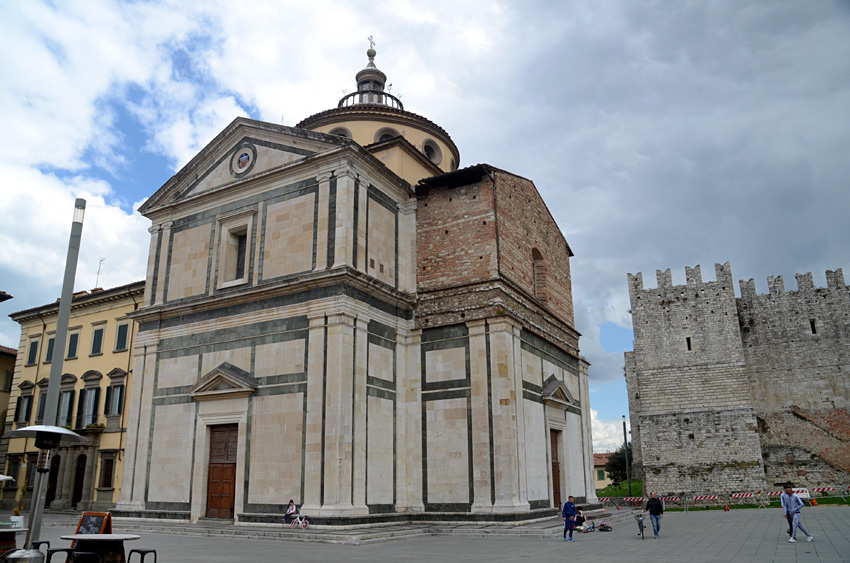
[1,1,848,451]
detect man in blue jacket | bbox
[562,495,577,542]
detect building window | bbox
[26,339,39,366]
[91,325,105,355]
[597,469,605,480]
[114,323,129,352]
[216,210,255,289]
[26,453,37,490]
[2,370,12,392]
[15,395,33,425]
[5,457,19,489]
[99,456,115,489]
[105,384,124,415]
[422,139,442,165]
[59,389,75,427]
[76,387,101,428]
[44,336,55,363]
[67,332,79,359]
[374,127,400,143]
[328,127,352,139]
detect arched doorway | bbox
[72,454,86,508]
[45,455,61,508]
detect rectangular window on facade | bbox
[67,332,79,359]
[114,324,129,352]
[44,337,55,363]
[79,387,100,427]
[216,210,255,289]
[26,453,37,489]
[59,389,75,427]
[26,340,39,365]
[100,457,115,489]
[15,395,33,425]
[104,384,124,415]
[91,326,104,355]
[2,370,11,392]
[597,469,605,480]
[5,458,19,489]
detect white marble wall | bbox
[148,402,196,502]
[249,394,304,504]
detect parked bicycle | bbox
[290,512,309,529]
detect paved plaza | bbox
[21,506,850,562]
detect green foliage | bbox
[604,442,633,484]
[596,479,643,497]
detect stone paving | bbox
[15,507,850,562]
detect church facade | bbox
[116,49,594,523]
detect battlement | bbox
[627,262,733,296]
[739,267,847,299]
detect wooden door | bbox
[206,424,238,519]
[551,430,561,509]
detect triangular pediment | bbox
[187,362,257,402]
[140,118,352,215]
[541,375,579,408]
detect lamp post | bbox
[623,415,631,497]
[5,199,87,562]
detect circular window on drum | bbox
[329,127,352,139]
[374,127,400,143]
[422,139,442,165]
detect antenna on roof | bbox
[281,114,285,125]
[95,257,105,287]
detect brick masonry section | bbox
[627,262,850,495]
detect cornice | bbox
[128,266,415,326]
[9,281,145,323]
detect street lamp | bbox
[623,415,631,497]
[4,199,86,562]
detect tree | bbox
[605,441,633,484]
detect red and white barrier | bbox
[659,496,678,501]
[623,497,645,502]
[598,497,611,502]
[693,495,718,500]
[764,491,782,497]
[811,487,834,492]
[731,493,755,498]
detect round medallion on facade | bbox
[229,142,257,178]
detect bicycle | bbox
[289,512,309,529]
[634,513,645,540]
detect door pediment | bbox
[541,375,580,409]
[187,362,257,402]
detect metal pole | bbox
[27,198,86,546]
[623,415,631,497]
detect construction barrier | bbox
[596,485,849,511]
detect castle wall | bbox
[628,263,850,494]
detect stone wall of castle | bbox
[627,263,850,495]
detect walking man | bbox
[562,495,577,542]
[644,492,664,538]
[780,484,813,543]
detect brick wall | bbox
[491,171,574,327]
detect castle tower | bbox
[297,46,460,184]
[625,263,766,496]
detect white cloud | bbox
[591,409,629,453]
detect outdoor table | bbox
[60,533,141,563]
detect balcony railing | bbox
[338,91,404,110]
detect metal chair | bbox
[46,547,101,562]
[31,541,50,552]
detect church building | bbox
[116,48,594,523]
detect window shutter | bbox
[14,397,21,423]
[67,333,79,358]
[37,393,46,422]
[93,387,101,423]
[75,390,86,428]
[104,387,112,415]
[116,324,128,351]
[92,328,103,355]
[25,396,33,424]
